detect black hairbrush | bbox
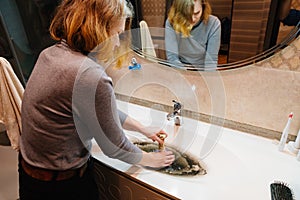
[270,181,294,200]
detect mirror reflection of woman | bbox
[165,0,221,70]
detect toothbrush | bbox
[287,128,300,154]
[294,129,300,149]
[278,112,293,152]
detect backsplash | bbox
[107,36,300,140]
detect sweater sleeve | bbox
[72,62,142,164]
[118,109,128,125]
[205,16,221,69]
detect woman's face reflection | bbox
[191,0,202,25]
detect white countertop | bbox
[91,100,300,200]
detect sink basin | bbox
[134,141,207,176]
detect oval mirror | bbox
[129,0,300,71]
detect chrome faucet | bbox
[167,100,182,126]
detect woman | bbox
[165,0,221,69]
[19,0,175,199]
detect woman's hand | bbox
[122,116,168,145]
[122,116,175,168]
[140,127,168,145]
[138,151,175,168]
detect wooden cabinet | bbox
[93,159,179,200]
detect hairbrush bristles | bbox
[270,181,294,200]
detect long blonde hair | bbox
[50,0,133,68]
[168,0,212,37]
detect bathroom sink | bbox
[91,100,300,200]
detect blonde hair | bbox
[168,0,212,37]
[50,0,133,68]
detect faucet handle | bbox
[167,100,183,124]
[172,100,182,113]
[171,100,183,126]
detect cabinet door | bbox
[93,159,179,200]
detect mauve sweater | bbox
[20,42,142,170]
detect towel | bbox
[139,20,157,58]
[0,57,24,150]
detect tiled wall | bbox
[107,36,300,140]
[258,36,300,71]
[140,0,166,28]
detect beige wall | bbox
[107,37,300,138]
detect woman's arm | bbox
[122,115,175,168]
[119,111,175,168]
[121,115,166,145]
[72,44,175,168]
[205,16,221,69]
